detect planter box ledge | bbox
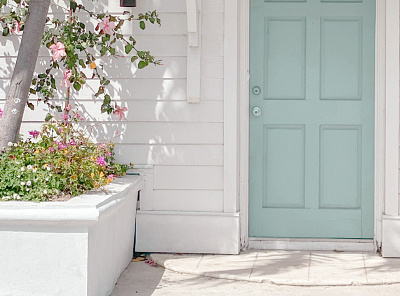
[0,175,143,296]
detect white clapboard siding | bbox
[48,0,187,14]
[0,35,187,58]
[11,100,223,123]
[17,122,223,145]
[0,36,187,58]
[113,144,224,166]
[202,12,224,36]
[201,79,224,100]
[152,190,224,212]
[202,57,224,79]
[0,78,222,101]
[0,57,186,79]
[2,0,227,215]
[154,166,224,190]
[203,0,224,12]
[202,34,224,57]
[0,79,187,101]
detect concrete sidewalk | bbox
[111,253,400,296]
[149,251,400,286]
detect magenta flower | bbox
[96,156,106,166]
[61,114,69,120]
[0,107,2,118]
[29,130,40,139]
[49,147,54,153]
[49,42,66,61]
[113,104,128,120]
[69,140,77,146]
[99,16,115,35]
[58,144,67,150]
[61,70,72,88]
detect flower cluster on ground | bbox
[0,116,131,202]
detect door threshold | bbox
[248,238,375,252]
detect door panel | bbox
[249,0,375,238]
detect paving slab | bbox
[112,260,400,295]
[249,251,310,284]
[150,250,400,286]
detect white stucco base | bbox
[382,215,400,257]
[0,175,142,296]
[135,211,240,254]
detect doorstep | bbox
[150,250,400,286]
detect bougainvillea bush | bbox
[0,113,130,202]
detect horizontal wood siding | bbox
[0,0,225,213]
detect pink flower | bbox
[98,16,115,35]
[29,130,40,139]
[69,140,76,146]
[99,143,107,150]
[108,174,115,181]
[58,127,62,133]
[61,70,72,88]
[0,107,2,118]
[49,42,66,61]
[106,151,112,157]
[61,114,69,120]
[49,147,54,153]
[113,104,128,120]
[96,156,106,166]
[58,143,67,150]
[11,21,22,34]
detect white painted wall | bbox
[0,175,142,296]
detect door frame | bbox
[223,0,400,250]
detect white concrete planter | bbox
[0,175,143,296]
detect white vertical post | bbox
[186,0,201,103]
[384,0,399,216]
[224,0,239,213]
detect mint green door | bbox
[249,0,375,238]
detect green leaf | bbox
[27,102,35,110]
[2,27,9,36]
[104,94,111,104]
[45,113,53,122]
[29,88,36,95]
[1,0,7,6]
[140,21,145,30]
[56,106,62,112]
[131,56,138,63]
[100,46,107,56]
[73,82,81,91]
[70,0,77,12]
[124,44,133,54]
[79,59,86,68]
[38,74,47,79]
[109,47,115,55]
[138,61,147,69]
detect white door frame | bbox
[223,0,400,251]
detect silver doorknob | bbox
[252,107,262,117]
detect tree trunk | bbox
[0,0,51,150]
